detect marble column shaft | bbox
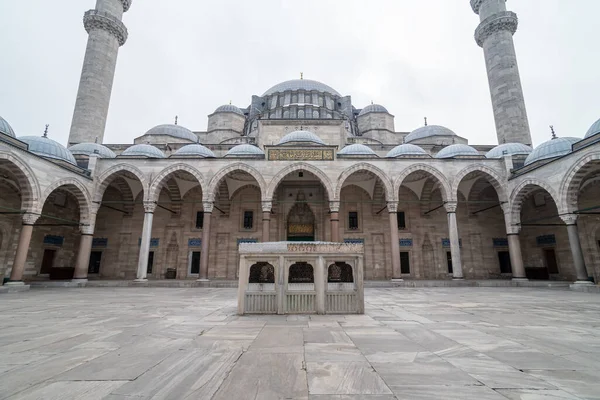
[388,202,401,279]
[330,202,340,243]
[135,202,155,281]
[199,202,213,281]
[562,215,589,282]
[73,234,94,280]
[507,234,527,279]
[445,202,463,279]
[8,215,38,283]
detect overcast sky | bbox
[1,0,598,147]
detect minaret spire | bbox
[471,0,532,146]
[68,0,133,146]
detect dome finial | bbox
[175,115,178,125]
[424,117,428,126]
[229,100,232,105]
[43,124,49,138]
[371,100,374,105]
[300,72,303,80]
[550,125,557,139]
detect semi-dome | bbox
[0,116,15,137]
[173,144,216,158]
[435,144,480,159]
[19,135,77,165]
[486,143,532,159]
[584,118,600,138]
[279,130,325,146]
[405,125,457,143]
[338,144,377,156]
[144,124,197,142]
[263,79,340,97]
[68,143,116,158]
[524,137,580,166]
[121,144,165,158]
[225,144,265,157]
[214,104,244,116]
[386,143,428,158]
[358,104,388,116]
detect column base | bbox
[4,281,25,286]
[391,278,404,282]
[71,278,88,284]
[512,277,529,281]
[452,277,464,280]
[133,278,148,283]
[196,278,210,282]
[572,280,594,285]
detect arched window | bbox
[288,262,314,283]
[328,262,354,283]
[249,262,275,284]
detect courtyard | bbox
[0,287,599,399]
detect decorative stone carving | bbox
[203,201,214,213]
[475,11,518,47]
[560,214,578,226]
[143,201,157,214]
[84,10,128,46]
[329,201,340,213]
[262,201,272,213]
[22,213,40,226]
[120,0,133,12]
[444,201,458,213]
[387,202,398,213]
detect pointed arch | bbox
[40,178,92,223]
[559,151,600,214]
[451,164,508,203]
[509,178,560,225]
[394,164,451,202]
[266,162,335,201]
[149,163,205,202]
[94,163,148,203]
[207,163,267,202]
[335,163,395,202]
[0,151,41,212]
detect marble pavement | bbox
[1,287,600,399]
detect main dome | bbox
[0,116,15,137]
[263,79,341,97]
[19,136,77,165]
[405,125,457,143]
[144,124,197,142]
[278,130,325,146]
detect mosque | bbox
[1,0,600,288]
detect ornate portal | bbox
[287,191,315,241]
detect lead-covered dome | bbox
[121,144,165,158]
[144,124,197,142]
[225,144,265,157]
[0,116,15,137]
[214,104,244,116]
[173,144,216,158]
[524,137,580,166]
[386,144,428,158]
[359,104,388,116]
[486,143,532,159]
[19,135,77,165]
[279,130,325,146]
[405,125,457,143]
[435,144,479,159]
[338,144,377,156]
[263,79,340,97]
[69,143,116,158]
[585,118,600,138]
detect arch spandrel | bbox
[0,151,41,212]
[335,163,395,202]
[206,163,267,202]
[451,164,508,203]
[559,151,600,214]
[94,163,148,203]
[148,163,205,202]
[40,178,93,223]
[393,164,451,202]
[266,162,335,201]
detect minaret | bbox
[471,0,532,146]
[68,0,132,146]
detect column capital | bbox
[444,201,458,213]
[203,201,214,213]
[80,225,95,235]
[329,201,340,213]
[387,202,398,213]
[84,9,128,46]
[560,214,578,226]
[262,201,272,213]
[143,201,157,213]
[475,11,518,47]
[22,213,40,226]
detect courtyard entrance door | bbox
[286,191,315,242]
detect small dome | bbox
[19,136,77,165]
[144,124,197,142]
[173,144,216,158]
[214,104,244,116]
[524,137,580,166]
[121,144,165,158]
[338,144,377,156]
[225,144,265,157]
[359,104,388,116]
[486,143,532,159]
[387,143,428,158]
[0,116,15,137]
[435,144,480,159]
[69,143,116,158]
[279,130,325,146]
[584,118,600,138]
[263,79,340,97]
[405,125,457,143]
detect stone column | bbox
[445,202,464,279]
[198,201,213,282]
[6,214,40,285]
[502,204,527,280]
[262,201,272,242]
[315,256,325,314]
[561,214,592,284]
[329,201,340,243]
[388,202,402,281]
[72,226,95,282]
[134,201,156,282]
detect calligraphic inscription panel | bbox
[268,149,335,161]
